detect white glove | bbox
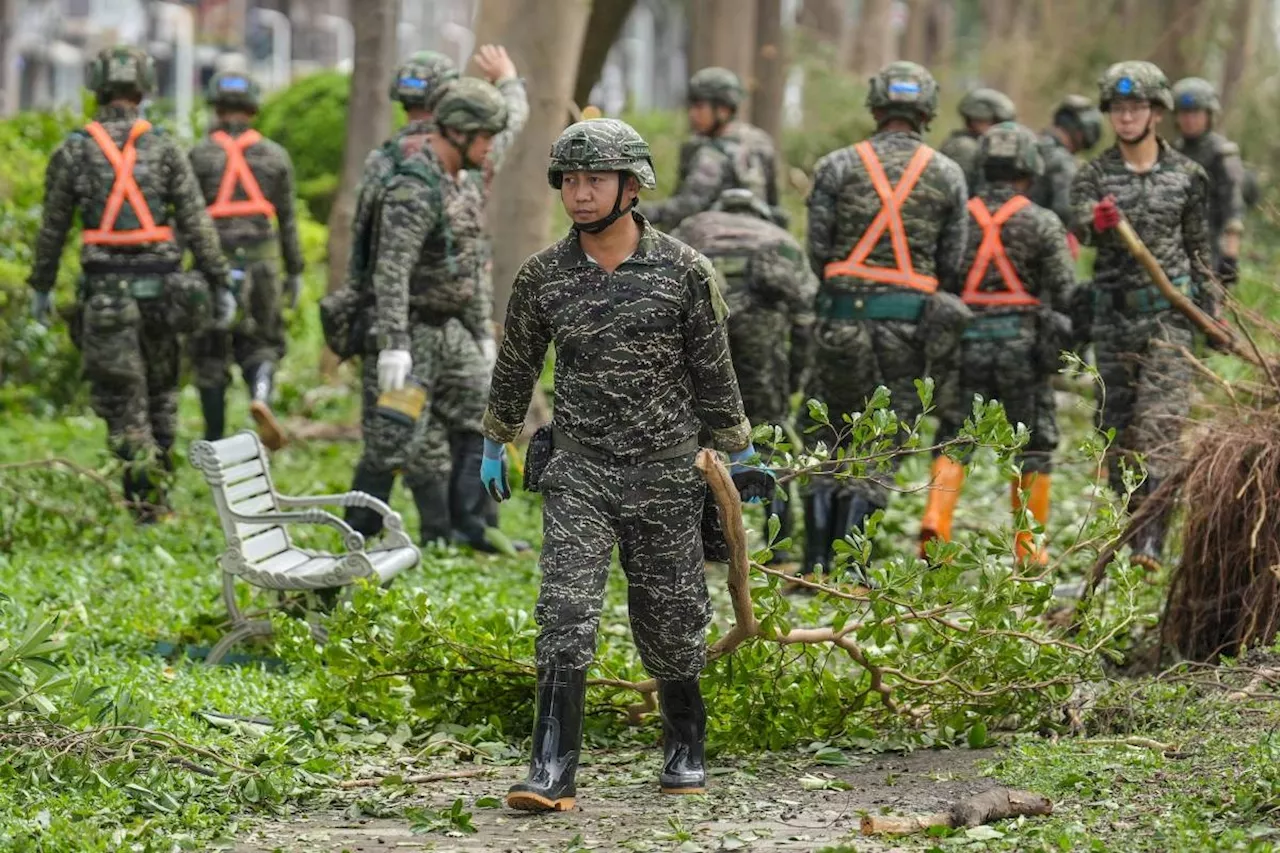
[377,349,412,392]
[214,289,238,330]
[479,337,497,372]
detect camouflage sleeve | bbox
[371,175,439,352]
[639,145,728,230]
[1048,155,1077,228]
[273,149,305,277]
[345,172,380,286]
[482,255,550,443]
[487,77,529,177]
[1036,212,1076,313]
[1070,163,1103,245]
[1217,143,1246,236]
[168,141,231,291]
[685,255,751,452]
[805,154,838,278]
[1182,166,1214,311]
[933,165,969,291]
[787,253,819,395]
[28,140,78,293]
[765,144,781,208]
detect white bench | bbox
[189,431,421,664]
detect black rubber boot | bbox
[506,667,586,812]
[345,461,396,538]
[764,489,795,565]
[411,479,452,546]
[123,463,165,525]
[450,431,530,552]
[199,386,227,442]
[658,679,707,794]
[801,481,837,578]
[1130,477,1168,573]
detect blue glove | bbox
[729,444,776,504]
[480,438,511,502]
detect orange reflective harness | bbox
[82,120,175,246]
[822,141,937,293]
[207,129,276,220]
[962,195,1040,307]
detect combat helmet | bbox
[687,67,745,110]
[207,71,261,112]
[433,77,508,135]
[713,187,773,221]
[547,118,657,190]
[1052,94,1103,150]
[866,61,939,127]
[978,121,1044,179]
[1098,60,1173,111]
[88,45,155,102]
[958,88,1017,124]
[390,50,459,110]
[1172,77,1220,114]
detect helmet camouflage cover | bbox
[687,66,744,109]
[979,121,1044,177]
[713,187,773,220]
[547,118,657,189]
[390,50,459,109]
[433,77,508,135]
[88,45,155,100]
[1172,77,1220,113]
[1099,60,1173,111]
[959,87,1017,123]
[866,60,939,125]
[207,71,261,111]
[1053,94,1103,149]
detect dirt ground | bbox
[233,747,1001,852]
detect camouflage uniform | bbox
[939,88,1016,194]
[28,47,229,515]
[1172,78,1245,269]
[804,61,968,574]
[1030,95,1102,227]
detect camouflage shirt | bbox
[1071,139,1213,311]
[482,214,752,456]
[938,129,980,195]
[1174,130,1246,242]
[188,118,305,276]
[1029,130,1078,227]
[806,130,968,292]
[29,103,229,293]
[953,184,1075,312]
[639,119,779,229]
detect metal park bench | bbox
[189,431,420,664]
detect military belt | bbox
[816,290,926,322]
[1098,276,1192,315]
[81,259,180,276]
[223,238,279,265]
[962,312,1034,341]
[81,275,166,300]
[552,428,699,466]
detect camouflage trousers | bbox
[189,257,285,389]
[536,449,712,681]
[728,310,792,428]
[358,317,490,489]
[1093,310,1195,483]
[79,279,181,465]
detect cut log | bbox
[860,786,1053,836]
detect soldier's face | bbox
[561,171,635,223]
[465,132,496,167]
[688,101,716,134]
[968,119,994,135]
[1175,109,1210,138]
[1108,100,1155,143]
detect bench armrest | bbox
[274,491,413,549]
[228,508,367,553]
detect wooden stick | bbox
[860,787,1053,836]
[338,767,492,789]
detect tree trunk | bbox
[689,0,759,119]
[0,0,16,116]
[1219,0,1258,116]
[474,0,592,323]
[573,0,638,110]
[850,0,896,76]
[797,0,843,46]
[753,0,785,144]
[902,0,932,65]
[1151,0,1210,84]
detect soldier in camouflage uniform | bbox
[671,188,819,562]
[638,67,783,229]
[481,119,771,811]
[1072,61,1213,572]
[188,71,304,451]
[1172,77,1246,284]
[923,123,1076,564]
[939,88,1017,194]
[1030,95,1103,228]
[28,46,230,521]
[804,61,969,579]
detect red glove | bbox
[1066,232,1081,261]
[1093,196,1121,232]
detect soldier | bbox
[804,61,969,579]
[1030,95,1103,228]
[480,119,771,810]
[638,66,782,229]
[1172,77,1246,286]
[1072,61,1212,572]
[939,88,1017,194]
[921,123,1076,563]
[188,71,304,451]
[28,46,230,521]
[671,188,819,562]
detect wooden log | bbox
[860,786,1053,836]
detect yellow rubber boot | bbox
[1012,472,1052,565]
[919,457,965,557]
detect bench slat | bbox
[242,528,290,563]
[222,457,266,485]
[226,475,272,504]
[210,433,261,468]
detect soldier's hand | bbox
[479,336,498,372]
[214,289,238,330]
[480,438,511,502]
[729,444,776,504]
[376,349,412,392]
[1092,196,1121,232]
[286,274,303,310]
[30,291,52,326]
[474,45,517,84]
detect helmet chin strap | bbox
[573,173,636,234]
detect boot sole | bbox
[660,785,707,795]
[505,792,575,812]
[250,401,287,451]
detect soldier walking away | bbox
[922,122,1076,564]
[939,88,1017,194]
[188,71,304,451]
[1030,95,1103,230]
[804,61,969,580]
[1072,61,1213,573]
[672,188,819,563]
[639,67,783,229]
[1172,77,1246,287]
[480,119,771,811]
[28,46,231,522]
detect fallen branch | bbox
[338,767,493,789]
[860,787,1053,836]
[1080,736,1176,752]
